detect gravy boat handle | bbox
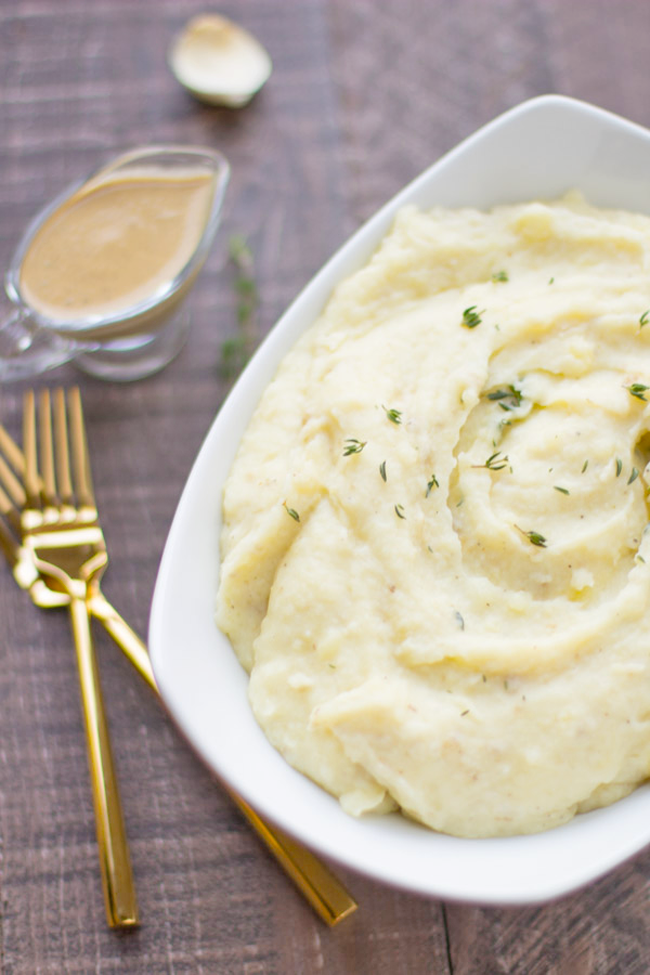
[0,305,80,381]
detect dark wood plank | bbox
[444,852,650,975]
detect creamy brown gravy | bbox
[19,168,214,323]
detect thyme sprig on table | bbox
[220,235,259,381]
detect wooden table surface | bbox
[1,1,650,972]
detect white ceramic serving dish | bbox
[150,95,650,905]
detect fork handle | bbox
[85,591,358,925]
[68,592,139,928]
[86,588,157,693]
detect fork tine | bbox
[53,388,74,506]
[0,453,26,509]
[23,390,40,507]
[0,506,19,567]
[0,475,22,535]
[67,387,95,509]
[0,422,25,477]
[39,389,59,507]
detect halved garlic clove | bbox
[169,14,272,108]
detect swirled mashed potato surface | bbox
[216,193,650,837]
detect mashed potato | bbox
[216,193,650,837]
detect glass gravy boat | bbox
[1,145,230,382]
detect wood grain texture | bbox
[0,0,649,972]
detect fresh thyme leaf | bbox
[616,458,623,477]
[515,525,547,547]
[426,474,439,497]
[492,270,508,282]
[628,467,640,485]
[383,405,402,424]
[475,451,509,471]
[394,504,406,519]
[553,486,570,495]
[379,460,387,482]
[548,277,555,285]
[461,305,483,328]
[487,384,523,411]
[581,460,589,473]
[640,309,650,328]
[283,502,300,522]
[343,438,367,456]
[526,530,547,547]
[625,383,650,401]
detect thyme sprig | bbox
[625,383,650,401]
[487,384,523,411]
[474,451,509,471]
[343,438,367,456]
[640,310,649,328]
[220,235,259,381]
[491,270,508,283]
[426,474,439,497]
[382,405,402,424]
[282,501,300,522]
[462,305,483,329]
[515,525,547,547]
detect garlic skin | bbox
[169,14,272,108]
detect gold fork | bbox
[21,387,138,928]
[1,421,156,686]
[1,399,357,927]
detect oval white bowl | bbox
[150,95,650,905]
